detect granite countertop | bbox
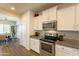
[56,38,79,49]
[30,35,79,49]
[30,35,43,39]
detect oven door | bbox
[40,40,55,56]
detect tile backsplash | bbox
[34,30,79,40]
[34,30,45,36]
[59,31,79,40]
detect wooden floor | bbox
[0,42,40,56]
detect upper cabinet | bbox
[57,4,79,31]
[42,9,49,21]
[32,4,79,31]
[75,4,79,31]
[57,4,75,31]
[49,6,57,20]
[42,6,57,22]
[33,15,42,30]
[33,6,57,30]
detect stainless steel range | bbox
[39,29,63,56]
[40,34,58,56]
[40,39,55,56]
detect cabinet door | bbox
[76,4,79,31]
[33,16,42,30]
[37,16,42,30]
[34,39,40,53]
[57,4,75,31]
[42,10,49,21]
[56,45,64,56]
[62,46,74,56]
[63,46,79,56]
[33,17,38,30]
[49,6,57,20]
[56,44,79,56]
[31,38,35,51]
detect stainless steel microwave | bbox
[42,20,57,31]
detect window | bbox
[4,24,11,33]
[0,24,4,34]
[0,24,11,34]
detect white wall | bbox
[19,10,33,50]
[29,11,35,35]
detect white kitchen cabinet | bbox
[63,46,79,56]
[30,38,35,50]
[56,45,64,56]
[33,17,38,30]
[33,15,42,30]
[33,6,57,30]
[30,38,40,53]
[57,4,75,31]
[34,39,40,53]
[37,16,43,30]
[42,9,49,21]
[56,44,79,56]
[75,4,79,31]
[49,6,57,20]
[42,6,57,22]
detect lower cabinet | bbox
[34,39,40,53]
[56,45,64,56]
[56,44,79,56]
[31,38,40,53]
[30,38,35,50]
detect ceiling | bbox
[0,3,57,16]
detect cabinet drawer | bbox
[56,44,79,56]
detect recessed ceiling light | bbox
[11,7,15,10]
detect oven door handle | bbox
[40,41,55,45]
